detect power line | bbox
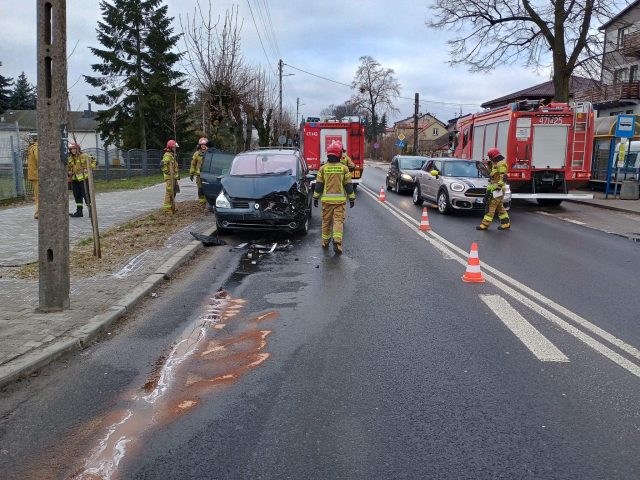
[246,0,276,74]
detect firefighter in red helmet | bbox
[477,147,510,231]
[190,137,208,205]
[161,139,180,212]
[67,141,97,218]
[313,141,355,254]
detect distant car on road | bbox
[214,148,314,234]
[200,149,235,207]
[412,157,511,214]
[386,155,429,193]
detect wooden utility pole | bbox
[37,0,70,311]
[413,93,419,155]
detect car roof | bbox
[237,148,300,156]
[429,157,478,162]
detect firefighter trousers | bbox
[32,179,39,218]
[71,179,91,209]
[163,179,179,210]
[195,175,205,204]
[481,197,510,227]
[321,202,346,245]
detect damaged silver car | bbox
[214,149,314,234]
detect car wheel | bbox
[294,211,310,236]
[386,177,392,191]
[395,179,401,194]
[412,184,423,205]
[437,190,451,214]
[537,199,563,206]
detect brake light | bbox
[507,172,524,179]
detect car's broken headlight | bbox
[215,191,231,208]
[401,173,413,181]
[450,182,465,192]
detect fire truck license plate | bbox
[352,170,361,179]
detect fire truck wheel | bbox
[412,184,423,205]
[437,190,451,214]
[536,199,563,207]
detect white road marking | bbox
[479,294,569,362]
[360,185,640,379]
[537,211,587,225]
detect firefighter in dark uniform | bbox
[313,141,355,254]
[477,147,510,230]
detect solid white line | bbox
[480,294,569,362]
[360,185,640,378]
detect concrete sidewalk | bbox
[0,179,218,388]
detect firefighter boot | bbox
[69,207,83,218]
[475,224,488,231]
[497,224,510,231]
[333,241,343,254]
[322,241,329,249]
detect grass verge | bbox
[93,174,165,193]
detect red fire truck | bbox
[451,100,595,205]
[301,116,365,188]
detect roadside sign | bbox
[398,133,405,141]
[373,142,380,149]
[394,140,407,148]
[278,135,287,145]
[615,114,635,138]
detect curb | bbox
[565,199,640,216]
[0,225,217,389]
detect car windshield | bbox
[230,153,297,176]
[442,161,489,178]
[399,157,427,170]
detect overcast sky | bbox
[0,0,550,125]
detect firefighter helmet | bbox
[166,139,179,149]
[198,137,208,146]
[327,141,342,158]
[487,148,501,160]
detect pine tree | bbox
[0,62,14,114]
[85,0,191,149]
[9,72,36,110]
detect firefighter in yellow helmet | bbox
[26,133,39,219]
[313,141,355,254]
[161,139,180,212]
[477,147,510,231]
[190,137,208,205]
[67,141,97,218]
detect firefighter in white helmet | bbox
[161,139,180,212]
[190,137,208,205]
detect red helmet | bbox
[487,147,501,160]
[198,137,208,146]
[166,139,179,149]
[326,141,342,158]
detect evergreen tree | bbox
[9,72,36,110]
[85,0,191,149]
[0,62,13,114]
[380,113,388,133]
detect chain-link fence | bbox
[0,127,191,201]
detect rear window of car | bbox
[399,157,428,170]
[230,153,298,176]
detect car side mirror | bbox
[430,170,440,178]
[306,173,316,181]
[216,175,224,181]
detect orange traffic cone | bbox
[419,207,431,231]
[379,187,386,202]
[461,242,485,283]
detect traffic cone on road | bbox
[461,242,485,283]
[379,187,386,202]
[419,207,431,231]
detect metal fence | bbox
[0,134,190,201]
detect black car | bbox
[214,148,314,234]
[386,155,429,193]
[200,149,235,207]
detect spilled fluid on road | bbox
[70,290,277,480]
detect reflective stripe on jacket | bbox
[488,159,508,191]
[190,150,204,175]
[161,152,180,180]
[68,153,96,181]
[313,162,355,204]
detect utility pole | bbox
[413,93,419,155]
[37,0,69,311]
[278,59,283,139]
[296,97,299,129]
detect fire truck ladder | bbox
[571,102,592,173]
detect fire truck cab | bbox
[451,100,595,205]
[301,116,365,188]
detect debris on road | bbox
[190,231,227,246]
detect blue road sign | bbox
[395,140,407,148]
[615,114,635,138]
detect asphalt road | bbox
[1,166,639,479]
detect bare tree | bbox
[428,0,625,102]
[244,67,278,147]
[351,56,401,145]
[181,2,252,151]
[321,101,362,120]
